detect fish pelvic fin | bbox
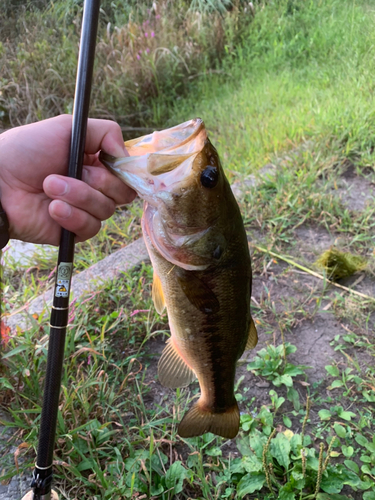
[158,337,196,388]
[178,401,240,439]
[152,271,166,314]
[245,317,258,351]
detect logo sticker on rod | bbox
[55,262,73,297]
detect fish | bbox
[99,118,257,439]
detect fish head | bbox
[100,119,236,270]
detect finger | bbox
[43,175,116,221]
[85,118,130,158]
[82,165,137,205]
[48,200,102,242]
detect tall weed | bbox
[0,0,253,128]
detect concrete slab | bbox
[5,236,149,332]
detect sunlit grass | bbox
[174,0,375,172]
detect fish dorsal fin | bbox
[158,338,196,388]
[176,270,220,314]
[152,271,166,314]
[245,317,258,350]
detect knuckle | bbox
[79,185,93,206]
[107,120,122,136]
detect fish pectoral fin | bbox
[178,401,240,439]
[152,271,166,314]
[158,338,196,388]
[245,317,258,350]
[176,270,220,314]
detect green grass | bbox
[173,0,375,173]
[0,0,252,129]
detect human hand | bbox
[0,114,136,245]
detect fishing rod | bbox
[22,1,100,499]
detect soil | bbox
[334,161,375,211]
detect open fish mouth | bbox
[99,118,207,200]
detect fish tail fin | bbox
[178,401,240,439]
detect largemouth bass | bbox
[99,119,257,439]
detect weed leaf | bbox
[321,469,345,494]
[317,494,352,500]
[344,460,359,473]
[279,483,296,500]
[283,415,292,428]
[318,409,332,421]
[242,453,263,473]
[334,423,346,438]
[355,433,369,447]
[338,411,356,421]
[165,461,188,494]
[0,377,14,390]
[287,387,300,411]
[274,374,293,387]
[363,492,375,500]
[325,365,340,377]
[270,432,291,470]
[341,445,354,458]
[329,380,344,389]
[249,431,267,458]
[237,472,266,498]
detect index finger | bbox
[85,118,130,158]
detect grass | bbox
[1,0,375,499]
[172,0,375,173]
[0,0,252,129]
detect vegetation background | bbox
[1,1,375,499]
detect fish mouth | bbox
[125,118,205,155]
[99,118,207,201]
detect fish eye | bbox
[201,165,218,189]
[213,245,223,259]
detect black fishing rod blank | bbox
[22,1,100,499]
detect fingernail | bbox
[48,177,68,195]
[112,143,130,158]
[50,200,71,219]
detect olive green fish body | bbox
[143,192,251,437]
[99,119,257,439]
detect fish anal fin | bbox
[178,401,240,439]
[158,338,196,388]
[152,271,166,314]
[245,317,258,350]
[176,270,220,314]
